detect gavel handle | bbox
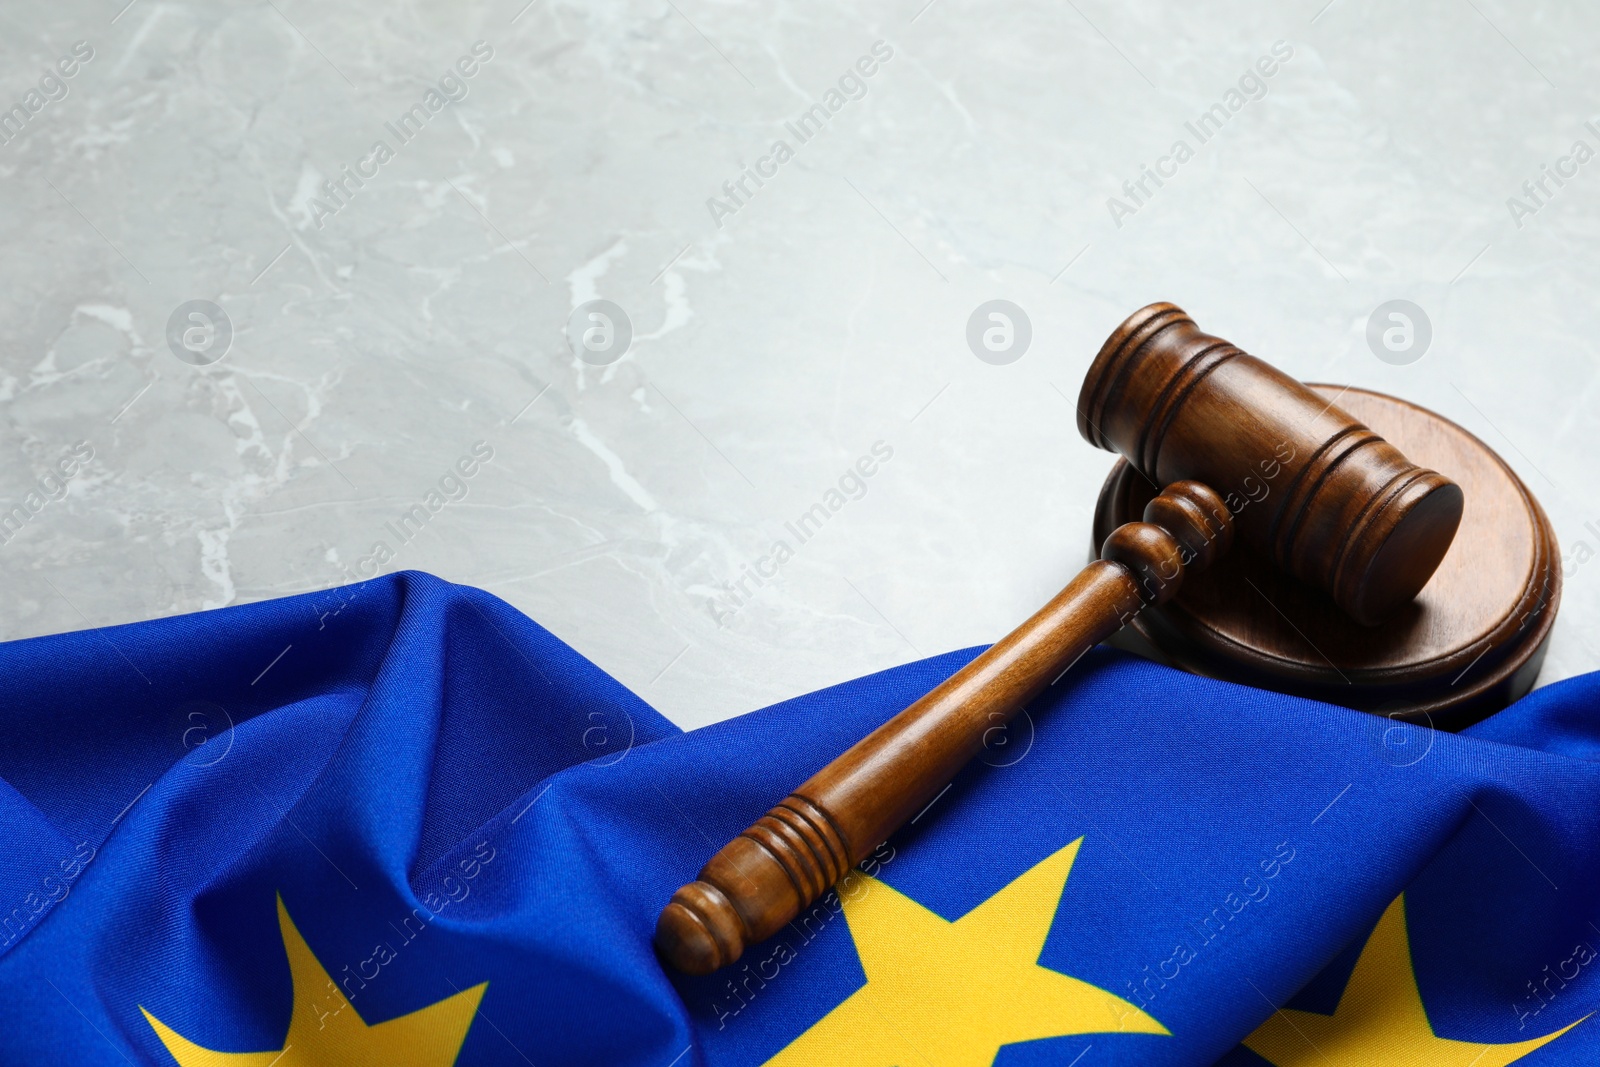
[656,481,1234,975]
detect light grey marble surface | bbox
[2,0,1597,730]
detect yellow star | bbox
[141,896,486,1067]
[765,838,1167,1066]
[1245,894,1583,1066]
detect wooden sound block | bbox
[1092,386,1559,730]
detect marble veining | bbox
[1,0,1597,731]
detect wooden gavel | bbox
[656,302,1465,975]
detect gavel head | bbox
[1078,303,1463,626]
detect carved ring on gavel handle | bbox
[654,480,1234,976]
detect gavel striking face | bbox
[655,303,1465,976]
[1080,302,1463,626]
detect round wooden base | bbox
[1092,386,1559,730]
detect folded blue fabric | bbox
[0,571,1594,1065]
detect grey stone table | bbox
[2,0,1596,730]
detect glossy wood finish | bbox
[1078,303,1464,626]
[656,482,1234,975]
[1093,386,1560,728]
[657,302,1475,976]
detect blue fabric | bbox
[0,570,1596,1064]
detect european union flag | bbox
[1,571,1596,1065]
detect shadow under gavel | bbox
[656,303,1465,976]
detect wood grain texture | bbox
[1078,303,1464,625]
[655,482,1232,975]
[1093,386,1560,728]
[656,301,1474,976]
